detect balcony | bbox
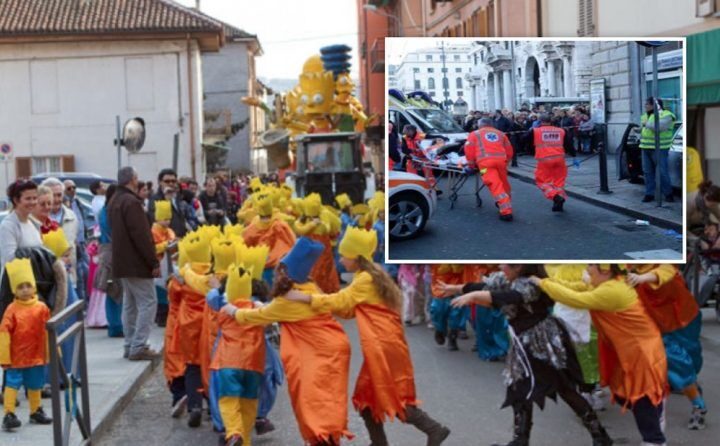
[370,38,385,73]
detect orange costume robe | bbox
[234,282,353,444]
[0,297,50,368]
[199,302,221,394]
[430,264,464,298]
[164,277,187,383]
[295,219,340,293]
[243,218,296,270]
[632,264,699,333]
[173,264,212,367]
[310,271,420,422]
[151,223,176,261]
[212,300,266,373]
[540,277,668,408]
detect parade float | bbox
[243,44,377,204]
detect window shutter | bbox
[61,155,75,172]
[15,157,31,178]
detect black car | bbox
[32,172,115,189]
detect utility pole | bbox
[441,41,450,111]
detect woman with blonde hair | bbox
[285,227,450,446]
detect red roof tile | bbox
[0,0,223,36]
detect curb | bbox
[507,169,683,232]
[83,351,162,445]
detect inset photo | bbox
[386,38,685,262]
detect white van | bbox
[388,90,468,144]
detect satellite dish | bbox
[122,117,146,153]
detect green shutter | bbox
[688,28,720,105]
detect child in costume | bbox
[536,264,668,446]
[242,194,296,285]
[460,264,509,361]
[430,264,469,351]
[544,264,604,411]
[207,265,266,446]
[222,237,353,446]
[84,238,108,328]
[447,264,611,446]
[626,264,707,430]
[294,194,340,293]
[285,228,450,446]
[1,258,53,431]
[152,200,177,327]
[334,193,355,275]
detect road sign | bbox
[0,143,11,155]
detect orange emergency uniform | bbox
[403,132,436,188]
[465,127,514,216]
[532,125,568,200]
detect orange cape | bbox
[172,282,206,365]
[243,219,297,269]
[199,302,220,393]
[281,313,354,444]
[636,273,699,333]
[308,234,340,293]
[592,300,668,408]
[352,303,419,422]
[211,300,266,373]
[164,278,187,383]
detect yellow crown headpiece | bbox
[198,225,222,243]
[211,238,236,275]
[321,208,341,234]
[303,197,322,218]
[223,223,245,238]
[351,203,370,216]
[249,177,263,193]
[225,263,253,302]
[339,227,378,261]
[237,244,270,281]
[280,184,293,199]
[184,234,212,265]
[335,193,352,210]
[255,194,273,218]
[42,229,71,259]
[5,258,36,294]
[154,200,172,222]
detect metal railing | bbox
[46,299,91,446]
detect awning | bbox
[688,28,720,105]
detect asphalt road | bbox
[389,176,683,261]
[99,310,720,446]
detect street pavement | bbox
[389,175,683,261]
[98,309,720,446]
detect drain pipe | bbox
[186,34,198,179]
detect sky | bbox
[176,0,360,80]
[387,37,480,65]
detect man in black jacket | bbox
[493,110,512,133]
[108,166,160,361]
[147,168,188,237]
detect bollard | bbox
[597,124,612,195]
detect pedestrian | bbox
[388,121,401,170]
[640,97,676,203]
[493,109,512,133]
[28,186,59,235]
[526,114,573,212]
[284,227,451,446]
[137,182,150,212]
[107,166,161,361]
[429,264,469,351]
[398,264,421,325]
[448,264,611,446]
[536,264,668,446]
[242,194,296,285]
[463,118,514,221]
[578,114,595,154]
[64,180,89,302]
[42,178,80,282]
[293,194,339,293]
[148,169,188,238]
[0,258,53,431]
[200,177,228,227]
[626,264,707,430]
[206,265,266,446]
[151,200,177,328]
[96,185,124,338]
[89,181,107,225]
[222,238,353,446]
[687,180,720,230]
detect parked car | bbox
[616,122,683,190]
[388,170,436,241]
[32,172,115,190]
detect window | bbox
[33,156,62,174]
[578,0,596,36]
[440,55,446,61]
[442,77,449,89]
[413,67,420,73]
[429,92,436,97]
[427,68,434,73]
[414,79,421,89]
[453,55,461,61]
[468,55,472,61]
[426,55,433,62]
[456,77,463,88]
[428,78,436,89]
[458,91,464,96]
[455,67,462,73]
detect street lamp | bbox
[363,4,402,37]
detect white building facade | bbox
[466,41,593,112]
[393,44,474,108]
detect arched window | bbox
[428,78,436,89]
[456,77,463,88]
[442,77,449,89]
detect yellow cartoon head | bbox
[225,264,253,303]
[299,55,335,115]
[211,238,236,275]
[339,227,377,261]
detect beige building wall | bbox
[540,0,578,37]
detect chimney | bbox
[195,0,201,10]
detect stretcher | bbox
[409,155,485,210]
